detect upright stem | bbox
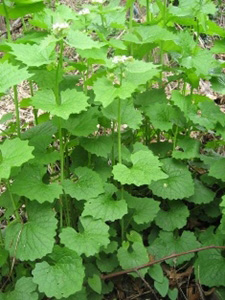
[59,122,64,185]
[21,17,27,32]
[118,97,125,241]
[6,180,20,221]
[117,99,122,165]
[55,39,64,105]
[29,81,38,125]
[118,66,125,241]
[159,0,167,87]
[13,85,21,138]
[0,228,4,246]
[112,121,115,166]
[55,39,65,228]
[173,125,178,151]
[129,3,133,31]
[146,0,150,23]
[2,0,11,42]
[129,2,134,56]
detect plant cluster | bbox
[0,0,225,299]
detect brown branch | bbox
[101,245,225,280]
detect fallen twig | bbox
[101,245,225,280]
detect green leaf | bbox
[102,98,142,130]
[149,158,195,200]
[168,289,179,300]
[62,288,87,300]
[61,107,99,136]
[174,30,196,56]
[0,2,44,19]
[0,247,8,267]
[31,69,59,89]
[0,190,19,219]
[211,75,225,94]
[209,158,225,182]
[124,25,176,44]
[82,193,127,222]
[77,47,107,64]
[28,135,59,164]
[202,155,225,182]
[181,49,218,77]
[21,120,57,140]
[211,39,225,54]
[32,89,89,120]
[0,113,13,124]
[117,241,149,277]
[186,179,215,204]
[155,201,189,231]
[96,253,119,272]
[199,100,225,127]
[124,191,160,225]
[149,231,200,266]
[11,164,62,203]
[148,264,164,283]
[0,277,38,300]
[145,103,178,131]
[88,274,102,295]
[93,61,158,107]
[154,276,169,298]
[135,88,167,107]
[63,167,104,201]
[176,0,217,16]
[149,142,173,158]
[60,217,110,256]
[5,201,57,261]
[32,246,85,299]
[0,138,34,181]
[171,91,197,120]
[195,249,225,287]
[8,42,56,67]
[172,136,200,159]
[67,30,106,50]
[113,150,168,186]
[80,136,113,158]
[0,61,31,94]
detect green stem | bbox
[196,19,200,42]
[13,85,21,138]
[55,39,64,105]
[59,120,65,228]
[159,42,164,87]
[99,5,105,27]
[2,0,11,42]
[117,99,122,165]
[157,130,160,143]
[173,125,178,151]
[145,117,149,145]
[129,3,134,56]
[88,152,92,168]
[159,0,167,87]
[182,81,187,95]
[129,3,133,31]
[55,39,65,228]
[146,0,150,23]
[112,121,115,166]
[6,180,20,221]
[0,227,4,246]
[21,17,27,32]
[118,68,124,241]
[59,122,64,184]
[29,81,38,125]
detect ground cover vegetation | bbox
[0,0,225,298]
